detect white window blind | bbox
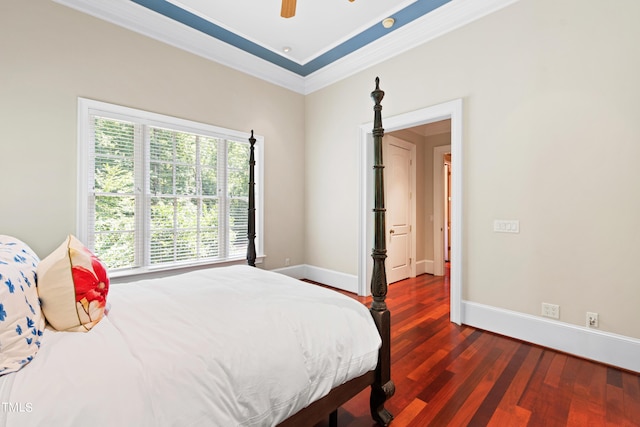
[77,98,263,276]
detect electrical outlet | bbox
[542,302,560,319]
[586,312,599,328]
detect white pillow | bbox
[0,235,45,375]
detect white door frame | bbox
[358,98,463,325]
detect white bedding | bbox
[0,265,381,426]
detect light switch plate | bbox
[493,219,520,233]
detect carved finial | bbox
[371,77,385,107]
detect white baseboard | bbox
[272,264,358,294]
[271,264,307,280]
[416,259,433,275]
[273,266,640,373]
[462,301,640,373]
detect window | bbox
[77,98,263,276]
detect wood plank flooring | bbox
[312,271,640,426]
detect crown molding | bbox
[53,0,307,93]
[303,0,520,94]
[53,0,520,95]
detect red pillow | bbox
[37,235,109,332]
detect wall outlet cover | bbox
[542,302,560,319]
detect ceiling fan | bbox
[281,0,355,19]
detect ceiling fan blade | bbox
[281,0,296,18]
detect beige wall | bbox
[422,132,451,263]
[305,0,640,338]
[3,0,640,340]
[0,0,306,270]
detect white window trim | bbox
[77,97,265,278]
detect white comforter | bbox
[0,265,380,426]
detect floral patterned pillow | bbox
[37,235,109,332]
[0,235,45,375]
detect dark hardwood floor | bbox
[312,269,640,426]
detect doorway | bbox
[433,144,451,277]
[445,153,451,263]
[358,99,463,325]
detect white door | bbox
[384,136,415,284]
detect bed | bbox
[0,79,394,426]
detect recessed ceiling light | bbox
[283,46,292,53]
[382,18,395,29]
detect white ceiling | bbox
[169,0,419,65]
[53,0,519,94]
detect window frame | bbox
[77,98,264,278]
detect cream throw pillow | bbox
[37,235,110,332]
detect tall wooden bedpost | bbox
[370,77,395,426]
[247,130,257,267]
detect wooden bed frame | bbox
[247,78,395,426]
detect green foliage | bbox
[93,118,137,268]
[228,140,249,197]
[91,117,251,270]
